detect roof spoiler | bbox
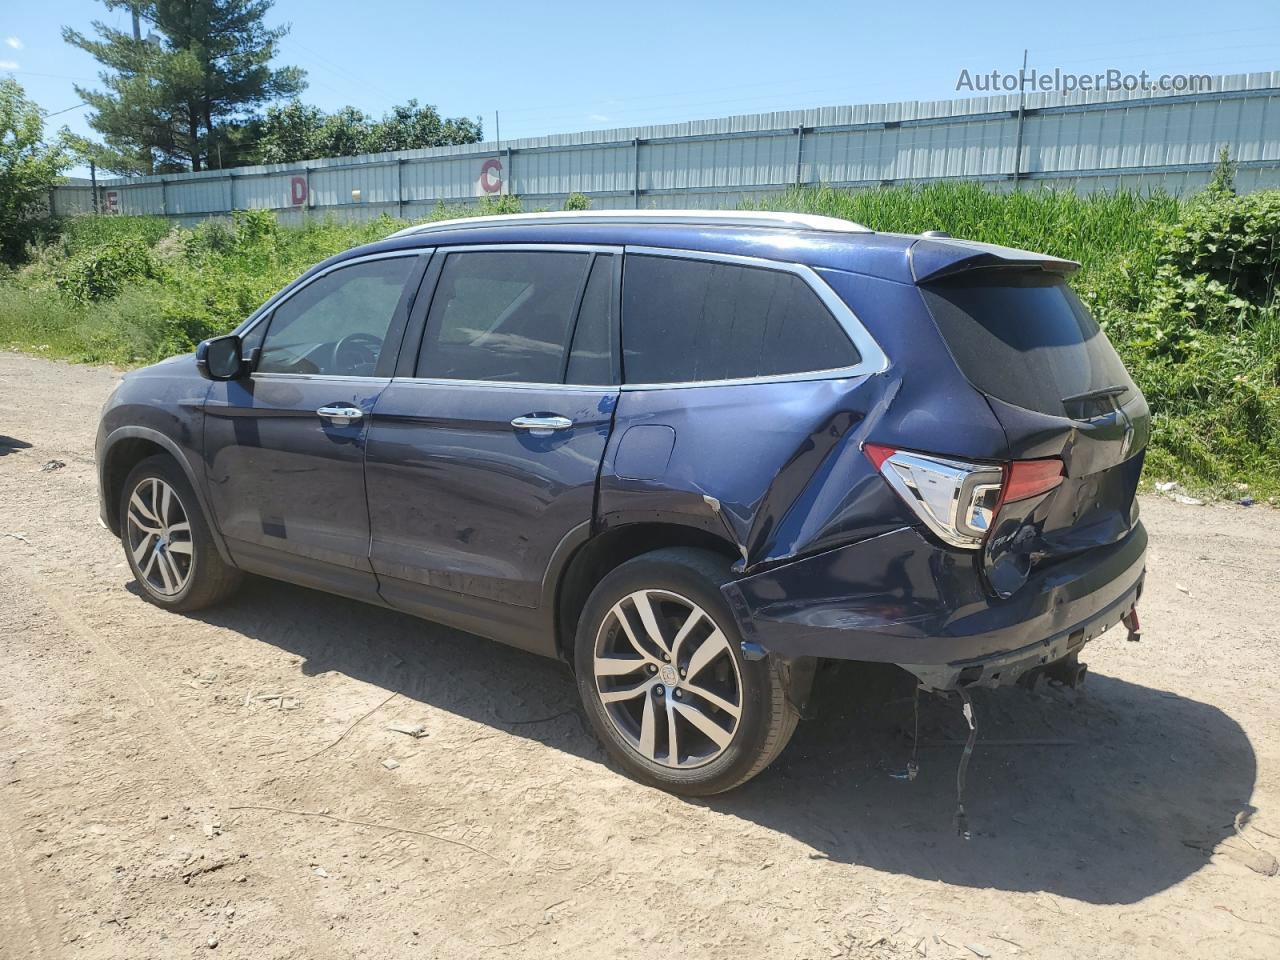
[909,236,1080,283]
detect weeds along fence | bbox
[51,71,1280,225]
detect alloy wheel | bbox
[125,477,194,597]
[592,589,743,768]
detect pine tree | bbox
[64,0,305,174]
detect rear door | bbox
[364,245,621,650]
[203,252,425,600]
[918,267,1149,588]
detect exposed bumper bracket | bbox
[898,585,1138,692]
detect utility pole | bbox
[1012,48,1028,190]
[131,4,142,42]
[90,160,99,215]
[494,110,503,195]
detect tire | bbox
[119,454,242,612]
[574,547,799,795]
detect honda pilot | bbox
[96,210,1147,795]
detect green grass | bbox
[0,184,1277,501]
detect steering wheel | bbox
[332,332,383,374]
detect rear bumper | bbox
[721,521,1146,684]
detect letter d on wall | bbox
[290,175,308,206]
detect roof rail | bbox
[387,209,872,239]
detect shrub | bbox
[1154,188,1280,310]
[232,208,280,247]
[54,238,164,303]
[564,192,590,211]
[59,215,171,257]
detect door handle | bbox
[511,415,573,435]
[316,404,363,424]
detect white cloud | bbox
[587,114,610,124]
[4,37,22,50]
[0,59,18,71]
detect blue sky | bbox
[4,0,1279,175]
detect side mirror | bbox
[196,334,245,380]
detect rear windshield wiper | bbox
[1062,384,1128,405]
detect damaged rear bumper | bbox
[721,521,1146,690]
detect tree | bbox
[365,100,483,153]
[1207,145,1237,196]
[64,0,305,174]
[0,78,70,263]
[254,99,482,164]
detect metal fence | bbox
[50,70,1280,225]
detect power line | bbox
[42,101,88,118]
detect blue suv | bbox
[96,210,1147,795]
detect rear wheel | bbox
[574,548,798,795]
[120,455,241,612]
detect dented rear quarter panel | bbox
[597,264,1012,576]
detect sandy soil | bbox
[1,349,1277,960]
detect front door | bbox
[364,247,621,649]
[203,252,424,601]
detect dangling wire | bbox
[954,685,978,839]
[890,682,921,781]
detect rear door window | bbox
[920,270,1136,417]
[417,250,592,383]
[621,254,860,384]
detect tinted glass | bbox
[418,250,591,382]
[566,254,615,385]
[920,270,1136,417]
[622,255,859,384]
[257,257,415,376]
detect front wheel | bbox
[574,548,799,795]
[120,455,242,612]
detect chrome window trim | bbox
[247,373,392,386]
[235,249,424,341]
[390,377,614,392]
[424,242,624,262]
[619,245,890,391]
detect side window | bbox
[621,255,861,384]
[566,254,615,385]
[417,250,591,383]
[257,256,416,377]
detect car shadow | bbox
[0,435,33,457]
[191,575,1256,907]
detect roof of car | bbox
[386,209,874,238]
[318,210,1078,287]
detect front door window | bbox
[258,256,418,377]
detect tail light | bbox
[864,443,1062,549]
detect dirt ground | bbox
[1,350,1277,960]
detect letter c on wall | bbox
[479,158,503,195]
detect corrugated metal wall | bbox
[51,71,1280,224]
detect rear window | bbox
[622,254,860,384]
[920,270,1136,417]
